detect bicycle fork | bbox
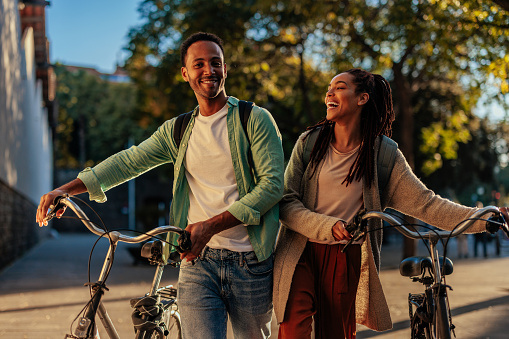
[428,234,453,339]
[68,235,121,339]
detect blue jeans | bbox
[177,247,273,339]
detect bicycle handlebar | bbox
[44,195,192,251]
[343,206,508,252]
[364,206,502,240]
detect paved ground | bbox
[0,231,508,338]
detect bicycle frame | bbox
[56,196,185,339]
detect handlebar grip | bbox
[176,230,192,253]
[486,214,505,234]
[344,222,357,235]
[43,195,68,222]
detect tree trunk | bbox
[393,64,417,259]
[298,46,313,123]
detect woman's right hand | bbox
[332,220,352,241]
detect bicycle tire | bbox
[435,295,451,339]
[165,311,182,339]
[142,309,181,339]
[410,312,427,339]
[410,307,433,339]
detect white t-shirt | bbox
[311,144,364,245]
[184,104,253,252]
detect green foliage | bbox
[120,0,508,195]
[54,64,141,168]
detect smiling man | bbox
[36,32,284,339]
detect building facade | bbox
[0,0,54,269]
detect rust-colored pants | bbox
[278,242,362,339]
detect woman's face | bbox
[324,72,367,124]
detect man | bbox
[36,32,284,339]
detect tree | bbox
[240,0,507,256]
[54,64,141,168]
[123,0,509,257]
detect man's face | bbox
[181,40,227,100]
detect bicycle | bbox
[343,206,509,339]
[43,194,192,339]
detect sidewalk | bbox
[0,232,508,338]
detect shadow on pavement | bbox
[358,294,509,338]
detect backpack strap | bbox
[238,100,254,169]
[174,110,193,148]
[238,100,253,141]
[377,135,398,198]
[303,127,320,167]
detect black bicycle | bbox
[43,194,191,339]
[343,206,509,339]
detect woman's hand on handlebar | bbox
[499,207,509,225]
[332,220,352,241]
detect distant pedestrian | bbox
[457,234,469,259]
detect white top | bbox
[184,104,253,252]
[311,144,364,245]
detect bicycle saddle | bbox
[399,256,454,277]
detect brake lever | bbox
[341,237,355,253]
[341,209,368,253]
[43,194,68,223]
[486,213,509,238]
[341,227,367,253]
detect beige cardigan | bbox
[273,132,487,331]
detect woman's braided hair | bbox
[306,68,395,187]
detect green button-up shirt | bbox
[78,96,284,261]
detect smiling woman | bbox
[272,68,506,339]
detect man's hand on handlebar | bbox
[36,179,87,227]
[36,190,68,227]
[180,211,243,262]
[180,220,215,262]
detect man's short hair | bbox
[180,32,225,67]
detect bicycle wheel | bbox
[144,309,181,339]
[435,294,451,339]
[165,310,182,339]
[409,292,435,339]
[410,308,433,339]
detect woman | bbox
[273,68,502,338]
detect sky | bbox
[46,0,144,74]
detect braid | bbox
[305,119,335,179]
[306,69,395,187]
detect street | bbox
[0,233,508,338]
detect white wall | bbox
[0,0,53,204]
